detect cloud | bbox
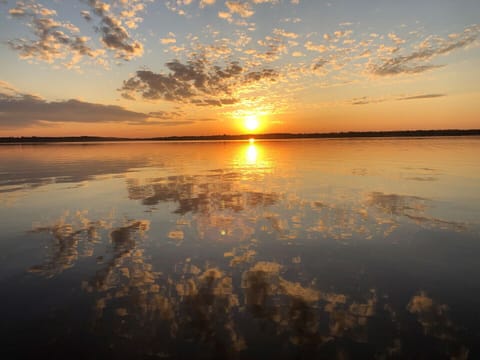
[312,59,328,70]
[148,110,183,119]
[273,28,299,39]
[350,93,446,105]
[387,32,405,45]
[225,1,254,18]
[160,37,176,44]
[305,41,328,53]
[6,1,104,68]
[120,55,278,106]
[216,0,281,24]
[370,25,479,76]
[0,81,191,128]
[350,96,387,106]
[256,35,288,61]
[0,95,146,128]
[117,0,148,29]
[6,0,149,66]
[200,0,216,8]
[397,93,446,101]
[85,0,144,60]
[80,10,92,21]
[129,120,196,126]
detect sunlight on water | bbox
[0,138,479,359]
[246,142,257,164]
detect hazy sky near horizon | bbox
[0,0,479,137]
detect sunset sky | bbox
[0,0,479,137]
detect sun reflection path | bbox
[234,140,273,173]
[246,142,257,165]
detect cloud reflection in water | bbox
[2,139,479,358]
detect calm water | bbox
[1,138,479,359]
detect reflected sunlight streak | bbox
[246,143,257,164]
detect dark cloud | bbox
[148,110,183,119]
[243,68,278,83]
[350,96,387,106]
[351,100,368,105]
[80,10,92,21]
[0,90,148,127]
[397,93,446,101]
[312,59,328,70]
[120,56,278,106]
[194,117,217,122]
[129,120,196,127]
[351,97,372,105]
[370,25,479,76]
[0,82,211,128]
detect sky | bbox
[0,0,479,137]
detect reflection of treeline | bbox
[2,129,480,143]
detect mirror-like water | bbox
[1,138,479,359]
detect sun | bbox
[244,115,259,132]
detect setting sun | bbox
[244,115,259,132]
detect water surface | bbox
[1,138,479,359]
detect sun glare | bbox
[244,115,259,132]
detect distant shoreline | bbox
[1,129,479,143]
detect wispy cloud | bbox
[397,94,446,101]
[350,96,387,106]
[350,93,446,106]
[370,25,479,76]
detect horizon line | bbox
[1,129,480,143]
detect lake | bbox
[1,138,479,359]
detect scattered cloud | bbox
[225,1,254,18]
[85,0,145,60]
[256,35,288,61]
[160,32,177,44]
[305,41,328,53]
[200,0,216,8]
[120,55,278,106]
[273,28,299,39]
[5,0,150,66]
[6,1,104,68]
